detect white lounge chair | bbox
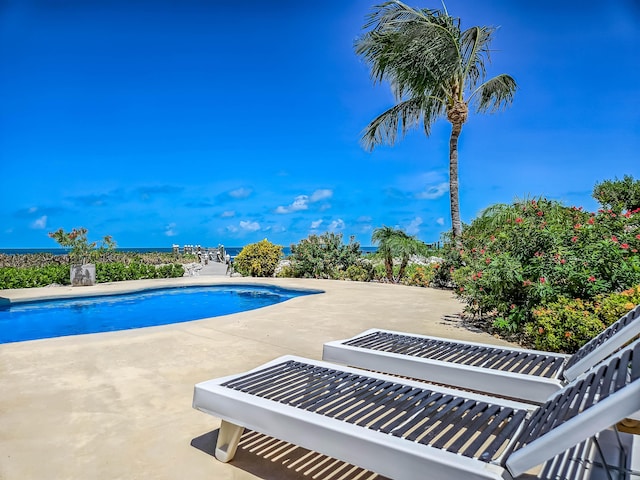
[193,340,640,480]
[322,304,640,403]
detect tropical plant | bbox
[48,227,116,264]
[233,239,282,277]
[355,1,517,239]
[371,226,429,283]
[593,175,640,214]
[289,233,362,279]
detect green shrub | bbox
[402,264,436,287]
[275,265,295,278]
[234,239,282,277]
[526,298,605,353]
[289,232,362,279]
[0,265,70,289]
[525,286,640,352]
[596,285,640,324]
[96,262,184,282]
[345,262,374,282]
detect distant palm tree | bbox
[372,226,427,282]
[356,1,517,239]
[372,226,397,281]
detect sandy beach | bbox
[0,277,515,480]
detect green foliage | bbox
[593,175,640,213]
[289,233,362,279]
[0,262,184,289]
[372,226,429,283]
[526,286,640,353]
[0,265,70,289]
[401,264,437,288]
[234,239,282,277]
[526,298,605,353]
[48,227,116,264]
[96,262,184,282]
[345,262,374,282]
[443,197,640,338]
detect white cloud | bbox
[229,188,252,199]
[310,189,333,202]
[311,219,323,229]
[226,225,239,233]
[28,206,38,214]
[31,215,47,229]
[276,195,309,214]
[328,219,345,231]
[405,217,423,235]
[164,222,178,237]
[239,220,260,232]
[416,182,449,200]
[276,189,333,214]
[436,217,445,226]
[221,210,235,218]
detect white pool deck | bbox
[0,277,637,479]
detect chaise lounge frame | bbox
[322,304,640,403]
[193,340,640,480]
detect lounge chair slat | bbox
[447,404,500,452]
[429,399,482,449]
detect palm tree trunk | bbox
[449,120,463,240]
[385,254,394,282]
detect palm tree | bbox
[355,1,517,239]
[372,226,397,281]
[372,226,428,282]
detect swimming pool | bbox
[0,285,319,344]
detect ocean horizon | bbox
[0,246,379,257]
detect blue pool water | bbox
[0,285,319,344]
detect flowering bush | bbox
[442,197,640,336]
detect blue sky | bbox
[1,0,638,249]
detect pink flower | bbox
[574,224,581,229]
[560,258,566,264]
[515,217,523,224]
[537,211,544,216]
[612,236,619,243]
[523,280,532,286]
[571,236,578,243]
[540,277,546,283]
[621,243,629,249]
[588,218,595,225]
[588,276,596,282]
[636,234,640,240]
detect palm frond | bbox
[469,74,517,113]
[360,97,423,151]
[460,26,495,91]
[355,1,462,91]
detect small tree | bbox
[372,226,429,283]
[593,175,640,213]
[233,239,282,277]
[48,227,116,264]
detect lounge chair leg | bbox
[215,420,245,463]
